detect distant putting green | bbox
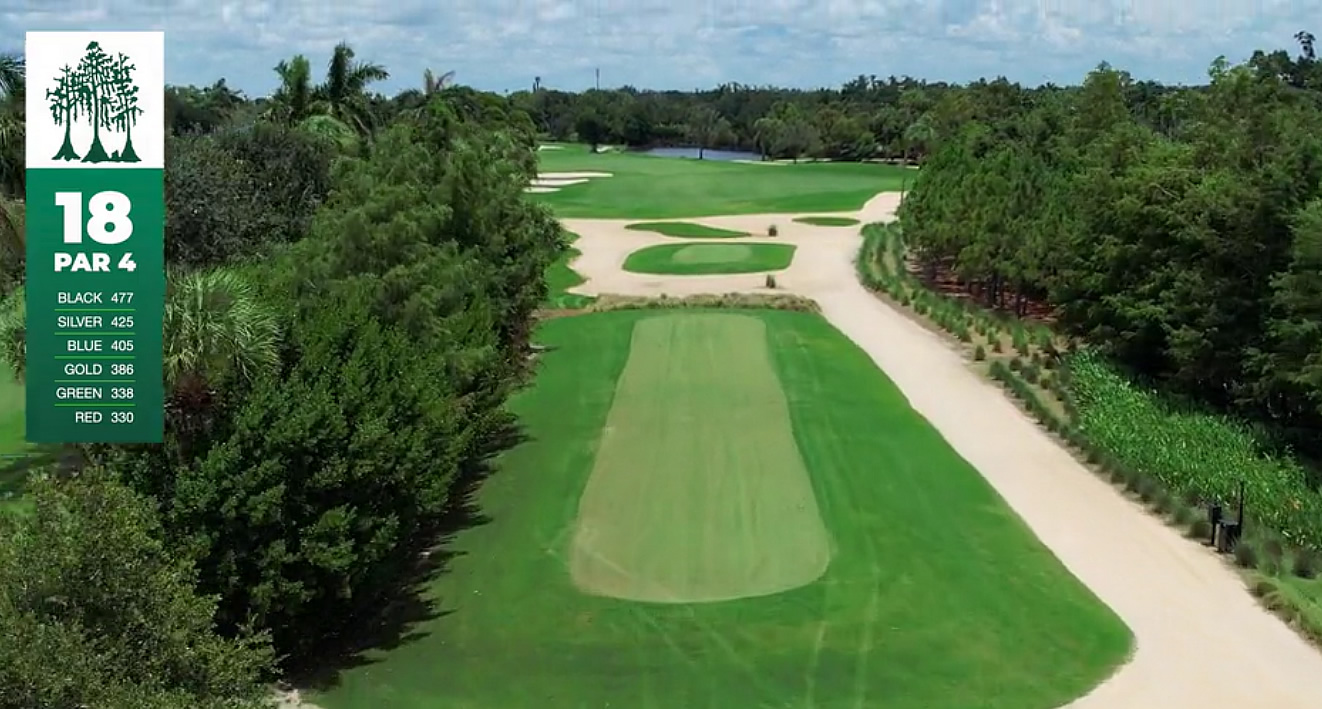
[533,143,909,218]
[622,243,796,275]
[314,309,1130,709]
[571,314,830,603]
[793,215,861,227]
[624,221,747,238]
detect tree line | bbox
[0,43,561,708]
[898,32,1322,478]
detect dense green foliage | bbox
[0,473,273,709]
[898,42,1322,477]
[0,43,564,701]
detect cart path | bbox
[562,192,1322,708]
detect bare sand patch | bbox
[570,313,831,604]
[524,186,559,194]
[531,177,589,187]
[538,171,614,179]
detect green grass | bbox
[793,216,861,227]
[314,309,1130,709]
[544,232,594,309]
[624,221,748,238]
[0,359,30,514]
[622,243,796,275]
[533,144,909,218]
[570,314,829,603]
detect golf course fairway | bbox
[314,309,1130,709]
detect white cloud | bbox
[1,0,1318,95]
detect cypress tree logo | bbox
[44,40,143,164]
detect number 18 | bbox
[54,191,134,245]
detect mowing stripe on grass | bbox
[570,313,831,603]
[671,244,753,264]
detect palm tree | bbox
[423,68,456,96]
[0,197,24,294]
[163,267,279,394]
[266,44,389,141]
[321,42,389,134]
[1296,30,1316,61]
[161,267,280,458]
[0,53,25,196]
[266,54,318,123]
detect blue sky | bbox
[4,0,1319,97]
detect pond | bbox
[640,146,764,162]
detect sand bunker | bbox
[531,177,589,188]
[538,171,614,179]
[524,186,559,193]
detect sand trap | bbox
[537,171,614,179]
[556,191,1322,706]
[530,177,589,187]
[570,313,830,603]
[537,145,564,151]
[733,159,785,166]
[524,186,559,193]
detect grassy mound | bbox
[793,215,861,227]
[313,309,1131,709]
[622,243,796,275]
[544,231,594,309]
[624,221,748,238]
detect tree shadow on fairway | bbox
[287,422,528,692]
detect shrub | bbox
[1154,489,1174,515]
[1069,349,1322,553]
[1022,363,1040,384]
[765,274,777,289]
[1295,549,1319,579]
[1190,518,1212,540]
[1174,505,1194,526]
[1009,357,1022,371]
[1263,538,1285,567]
[1234,540,1259,568]
[1136,475,1158,502]
[973,344,986,361]
[768,224,779,237]
[992,339,1004,353]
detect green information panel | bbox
[25,31,165,443]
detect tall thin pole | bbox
[595,67,600,90]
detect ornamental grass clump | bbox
[1068,349,1322,554]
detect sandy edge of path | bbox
[561,191,1322,708]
